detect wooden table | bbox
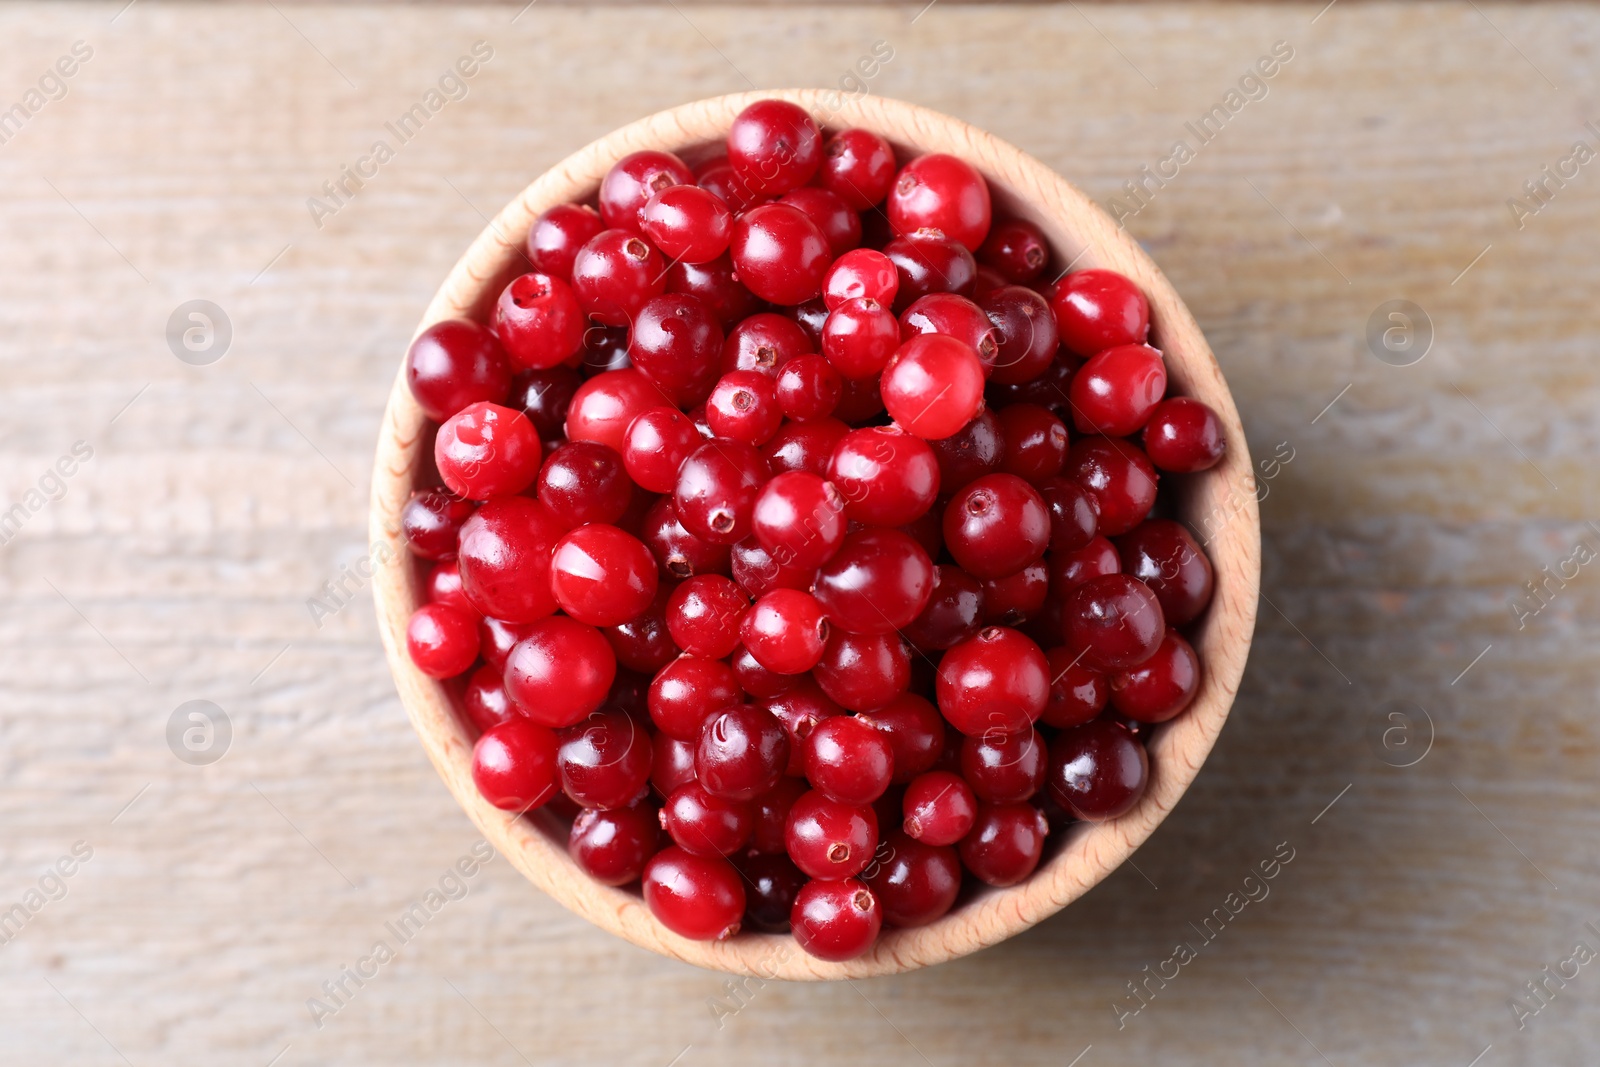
[1,2,1595,1064]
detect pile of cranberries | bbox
[399,100,1227,962]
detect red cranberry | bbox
[784,297,830,349]
[927,408,1004,494]
[492,272,585,370]
[741,589,830,674]
[881,335,986,440]
[557,709,651,809]
[503,616,617,728]
[765,416,849,478]
[722,312,810,378]
[865,830,961,928]
[1111,628,1200,723]
[883,231,977,312]
[463,664,516,733]
[981,285,1060,385]
[1115,518,1215,626]
[405,603,479,678]
[456,496,564,623]
[833,373,886,423]
[960,726,1047,804]
[1062,435,1159,536]
[958,803,1048,886]
[579,322,632,375]
[730,203,831,306]
[1061,574,1166,672]
[727,99,822,196]
[814,630,911,712]
[1048,535,1120,597]
[996,404,1068,484]
[803,715,894,806]
[791,878,882,961]
[935,626,1049,735]
[823,248,899,310]
[571,230,667,327]
[973,263,1008,300]
[472,719,560,811]
[900,293,1000,368]
[674,438,770,544]
[1143,397,1227,472]
[888,153,992,251]
[741,851,807,932]
[666,254,762,329]
[1047,719,1148,820]
[780,186,861,257]
[406,319,512,422]
[401,488,474,561]
[730,535,815,598]
[640,184,733,263]
[1050,269,1150,357]
[818,128,896,210]
[785,789,878,879]
[643,846,745,940]
[425,560,470,612]
[943,474,1051,580]
[641,497,732,580]
[1039,476,1100,552]
[651,732,698,796]
[509,365,583,447]
[647,653,743,742]
[537,441,632,527]
[981,561,1049,625]
[759,676,844,773]
[569,805,658,886]
[599,149,694,231]
[1069,343,1167,436]
[528,203,605,279]
[903,565,985,651]
[605,586,679,674]
[549,523,659,627]
[665,575,748,659]
[822,297,900,380]
[813,528,934,635]
[706,370,783,445]
[773,355,843,424]
[988,351,1076,417]
[565,368,669,456]
[827,426,940,527]
[695,704,789,802]
[857,693,946,783]
[622,406,700,494]
[978,218,1050,283]
[435,401,542,500]
[901,770,977,845]
[697,158,770,214]
[628,293,725,407]
[478,616,532,673]
[750,777,810,853]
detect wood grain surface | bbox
[0,1,1596,1064]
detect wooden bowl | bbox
[370,89,1260,980]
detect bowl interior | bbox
[370,89,1261,980]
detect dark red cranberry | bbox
[935,626,1049,735]
[651,732,698,797]
[1047,719,1149,820]
[697,158,770,214]
[1115,518,1214,626]
[722,312,810,378]
[791,878,882,961]
[509,365,583,447]
[605,585,679,674]
[730,534,815,598]
[960,726,1047,804]
[977,218,1050,283]
[813,528,934,635]
[784,297,830,349]
[833,373,886,423]
[899,293,1000,370]
[696,704,789,801]
[765,416,849,478]
[741,589,830,674]
[556,709,651,809]
[673,438,770,545]
[1039,476,1100,552]
[472,718,560,811]
[857,693,946,783]
[958,803,1048,886]
[883,231,977,312]
[887,153,992,251]
[827,426,940,527]
[987,351,1077,417]
[641,497,732,580]
[463,664,516,733]
[456,496,564,623]
[750,776,810,853]
[640,184,733,263]
[1062,435,1159,537]
[425,560,470,613]
[706,370,783,445]
[406,603,479,679]
[401,488,474,561]
[758,676,843,773]
[1062,574,1166,672]
[780,185,861,257]
[569,805,658,886]
[823,247,899,310]
[981,285,1060,385]
[803,715,894,806]
[818,127,896,210]
[901,770,977,845]
[503,616,617,728]
[647,654,742,741]
[730,203,831,306]
[927,408,1003,494]
[1048,535,1120,596]
[881,334,986,440]
[565,368,669,456]
[493,272,585,371]
[864,830,961,928]
[529,203,605,280]
[943,474,1051,580]
[1110,628,1200,723]
[814,630,911,712]
[996,404,1068,484]
[1069,343,1167,436]
[406,319,512,422]
[537,441,632,527]
[579,322,632,376]
[622,406,701,494]
[981,561,1049,625]
[1050,268,1150,357]
[785,789,878,879]
[902,565,985,651]
[627,293,725,407]
[1143,397,1227,472]
[599,150,694,231]
[972,263,1008,300]
[571,230,667,327]
[665,575,748,659]
[727,99,823,196]
[741,851,807,932]
[642,846,745,940]
[822,296,900,380]
[478,616,532,673]
[665,254,762,329]
[435,401,542,500]
[1040,647,1108,728]
[774,355,843,423]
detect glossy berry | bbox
[865,831,961,929]
[493,271,585,370]
[572,230,667,327]
[823,248,899,310]
[628,293,725,407]
[742,589,830,674]
[1070,343,1167,436]
[959,803,1048,886]
[1047,719,1149,821]
[405,603,480,678]
[780,186,861,258]
[900,293,1000,369]
[647,654,742,741]
[727,99,823,197]
[1048,535,1120,598]
[666,254,761,329]
[1061,574,1166,672]
[557,709,651,809]
[774,355,843,423]
[730,535,815,599]
[765,417,849,479]
[1039,476,1100,552]
[674,438,770,544]
[977,217,1050,283]
[511,365,583,446]
[1050,269,1150,357]
[640,184,733,263]
[960,727,1047,804]
[622,406,701,494]
[1110,628,1200,723]
[665,575,748,659]
[537,441,632,527]
[902,770,977,846]
[833,373,886,422]
[730,204,831,306]
[1062,436,1159,537]
[435,401,541,500]
[883,231,977,311]
[722,312,810,378]
[1115,518,1214,627]
[887,153,992,251]
[463,665,515,733]
[641,497,733,581]
[706,370,783,445]
[549,524,659,626]
[696,703,789,801]
[661,781,755,857]
[750,777,810,853]
[857,693,946,783]
[903,565,985,652]
[529,203,605,279]
[651,732,699,797]
[477,616,532,673]
[982,285,1060,386]
[785,297,829,348]
[741,851,807,932]
[935,626,1049,735]
[827,427,941,527]
[804,715,894,806]
[814,630,911,712]
[813,528,934,635]
[791,878,882,961]
[785,789,878,879]
[943,474,1051,580]
[881,334,986,440]
[996,404,1069,484]
[406,319,512,422]
[472,718,561,812]
[981,561,1049,625]
[1143,397,1227,472]
[569,805,658,886]
[759,676,843,772]
[565,368,669,456]
[599,150,694,231]
[504,616,617,728]
[927,409,1004,494]
[605,587,679,674]
[425,560,470,613]
[456,496,564,623]
[643,846,745,940]
[401,488,474,561]
[822,297,899,381]
[818,127,896,210]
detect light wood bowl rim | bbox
[369,89,1261,980]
